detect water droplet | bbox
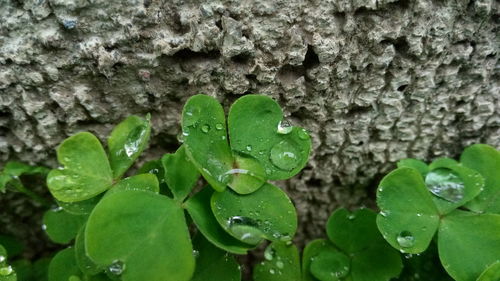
[108,260,125,275]
[0,265,13,276]
[276,261,284,269]
[269,269,276,274]
[380,211,388,217]
[397,231,415,248]
[264,247,275,261]
[348,214,356,220]
[277,120,293,134]
[227,216,264,244]
[0,256,5,263]
[124,125,148,157]
[416,213,422,217]
[201,124,210,133]
[298,128,309,140]
[215,123,224,130]
[246,145,252,151]
[270,140,300,171]
[192,250,200,258]
[42,224,47,231]
[425,168,465,202]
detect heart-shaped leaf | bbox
[477,261,500,281]
[105,174,159,197]
[162,145,200,201]
[181,95,234,192]
[47,132,113,202]
[397,159,428,177]
[48,248,81,281]
[254,242,301,281]
[302,239,336,281]
[228,95,311,180]
[42,208,86,244]
[85,190,194,281]
[185,187,254,254]
[107,115,151,179]
[426,159,483,215]
[376,167,440,254]
[211,183,297,244]
[438,210,500,281]
[190,235,241,281]
[460,144,500,214]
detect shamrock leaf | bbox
[162,145,200,201]
[47,133,113,202]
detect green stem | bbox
[9,179,51,207]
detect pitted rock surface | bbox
[1,0,499,252]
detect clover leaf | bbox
[228,94,311,180]
[211,183,297,244]
[47,132,113,202]
[253,242,301,281]
[162,145,200,201]
[306,208,402,281]
[302,239,337,281]
[105,173,159,197]
[185,187,254,254]
[460,144,500,214]
[85,190,194,281]
[42,208,86,244]
[107,115,151,179]
[190,235,241,281]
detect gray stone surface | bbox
[1,0,499,253]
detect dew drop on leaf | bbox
[264,247,275,261]
[246,145,252,151]
[201,124,210,133]
[0,265,13,276]
[396,231,415,248]
[276,261,284,269]
[215,123,224,130]
[227,216,264,245]
[298,128,309,140]
[0,256,4,263]
[269,140,300,171]
[108,260,126,275]
[425,168,465,202]
[277,120,293,134]
[124,125,148,157]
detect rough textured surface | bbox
[1,0,499,260]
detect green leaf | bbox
[162,145,200,201]
[47,132,113,202]
[0,161,49,193]
[48,248,81,281]
[302,239,336,281]
[137,160,172,197]
[425,160,484,215]
[327,208,402,281]
[75,226,102,276]
[438,210,500,281]
[477,261,500,281]
[107,115,151,179]
[224,154,266,195]
[228,95,311,180]
[254,242,301,281]
[185,187,254,254]
[460,144,500,213]
[310,249,350,281]
[57,196,102,216]
[85,190,194,281]
[376,167,440,254]
[181,95,234,192]
[397,159,428,177]
[42,208,86,244]
[0,245,17,281]
[190,235,241,281]
[211,183,297,244]
[105,174,159,197]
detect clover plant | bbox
[40,94,311,281]
[376,144,500,281]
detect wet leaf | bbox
[376,167,440,254]
[460,144,500,214]
[211,183,297,244]
[107,115,151,179]
[47,132,113,202]
[85,190,194,281]
[185,187,254,254]
[190,235,240,281]
[397,159,428,177]
[57,196,102,216]
[48,248,81,281]
[162,145,200,201]
[224,154,266,195]
[302,239,336,281]
[228,95,311,180]
[438,210,500,281]
[254,242,301,281]
[75,226,102,276]
[310,249,350,281]
[181,95,234,192]
[42,208,86,244]
[105,174,159,197]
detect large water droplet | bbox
[201,124,210,133]
[0,256,5,263]
[246,145,252,151]
[0,265,13,276]
[124,125,147,157]
[269,141,300,171]
[425,168,465,202]
[264,247,275,261]
[108,260,125,275]
[277,120,293,134]
[397,231,415,248]
[215,123,224,130]
[227,216,264,245]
